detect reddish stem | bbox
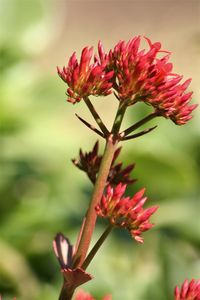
[72,134,118,268]
[59,102,127,300]
[73,102,127,268]
[59,283,74,300]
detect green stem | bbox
[84,97,109,135]
[111,102,127,134]
[82,225,113,270]
[122,125,157,140]
[72,135,118,268]
[121,112,158,137]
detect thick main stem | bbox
[73,102,126,269]
[72,135,118,268]
[58,101,127,300]
[59,284,74,300]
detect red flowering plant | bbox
[54,36,198,300]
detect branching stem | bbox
[73,102,126,268]
[121,111,158,137]
[72,135,117,268]
[84,97,109,136]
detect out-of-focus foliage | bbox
[0,1,199,300]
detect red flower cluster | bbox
[72,141,135,186]
[95,183,158,243]
[57,46,114,104]
[75,290,111,300]
[109,37,197,125]
[58,37,197,125]
[174,279,200,300]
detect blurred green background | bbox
[0,0,200,299]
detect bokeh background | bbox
[0,0,200,299]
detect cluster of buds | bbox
[58,36,197,125]
[174,279,200,300]
[109,37,198,125]
[109,36,162,104]
[72,141,135,186]
[96,183,158,243]
[57,46,114,104]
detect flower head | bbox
[95,183,158,243]
[174,279,200,300]
[109,36,197,124]
[72,141,136,186]
[58,37,197,124]
[57,43,114,104]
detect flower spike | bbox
[56,36,198,300]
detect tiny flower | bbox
[53,233,93,291]
[57,43,114,104]
[110,36,197,125]
[95,183,158,243]
[174,279,200,300]
[75,290,112,300]
[72,141,136,186]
